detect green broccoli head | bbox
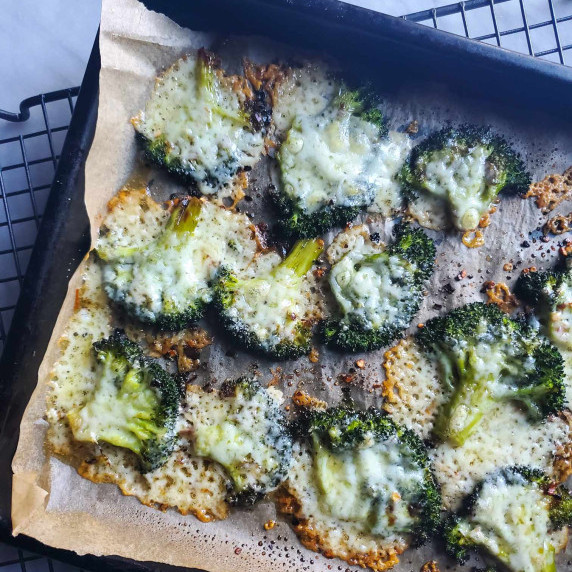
[333,85,387,133]
[275,84,387,239]
[323,223,435,353]
[67,330,181,472]
[99,197,212,331]
[185,375,292,506]
[293,405,441,544]
[515,263,572,351]
[133,49,268,194]
[212,239,324,360]
[443,466,572,571]
[390,222,437,281]
[400,125,531,231]
[416,302,565,446]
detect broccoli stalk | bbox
[68,330,180,472]
[213,239,324,360]
[292,405,441,544]
[196,50,250,126]
[444,466,572,572]
[100,197,212,331]
[416,303,565,446]
[275,85,387,239]
[323,223,436,352]
[400,126,531,231]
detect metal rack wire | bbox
[403,0,572,64]
[0,0,570,570]
[0,88,79,356]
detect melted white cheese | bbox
[285,442,411,560]
[431,402,571,510]
[272,63,338,135]
[416,144,494,231]
[456,474,566,572]
[367,131,413,216]
[101,199,257,324]
[67,357,161,454]
[184,385,289,494]
[133,53,265,194]
[226,252,321,351]
[382,338,571,510]
[313,434,425,536]
[46,258,230,520]
[278,106,386,215]
[329,233,417,330]
[406,192,450,231]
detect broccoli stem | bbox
[196,50,249,126]
[167,197,202,237]
[433,347,494,446]
[543,543,557,572]
[434,381,487,446]
[277,239,324,278]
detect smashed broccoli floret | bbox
[416,302,565,446]
[185,376,292,505]
[515,259,572,351]
[67,330,180,472]
[400,125,531,231]
[212,239,324,360]
[293,405,441,544]
[275,85,388,238]
[323,223,436,352]
[99,197,210,331]
[132,49,269,194]
[444,466,572,571]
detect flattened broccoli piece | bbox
[67,330,180,472]
[212,239,324,360]
[293,405,441,544]
[99,197,209,330]
[275,85,388,238]
[400,126,530,231]
[323,223,435,352]
[184,376,292,505]
[416,302,565,446]
[132,49,269,194]
[444,466,572,572]
[515,259,572,351]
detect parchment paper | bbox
[10,0,572,570]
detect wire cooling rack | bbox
[0,88,79,357]
[403,0,572,64]
[0,0,571,570]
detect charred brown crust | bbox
[275,488,404,571]
[78,453,229,522]
[524,167,572,213]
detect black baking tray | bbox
[1,1,571,570]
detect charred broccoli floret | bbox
[212,239,324,360]
[400,126,530,231]
[67,330,180,472]
[293,405,441,544]
[515,258,572,351]
[99,197,210,330]
[132,49,268,194]
[275,85,388,238]
[416,302,565,446]
[444,466,572,571]
[184,376,292,505]
[323,223,435,352]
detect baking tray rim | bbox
[1,1,571,570]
